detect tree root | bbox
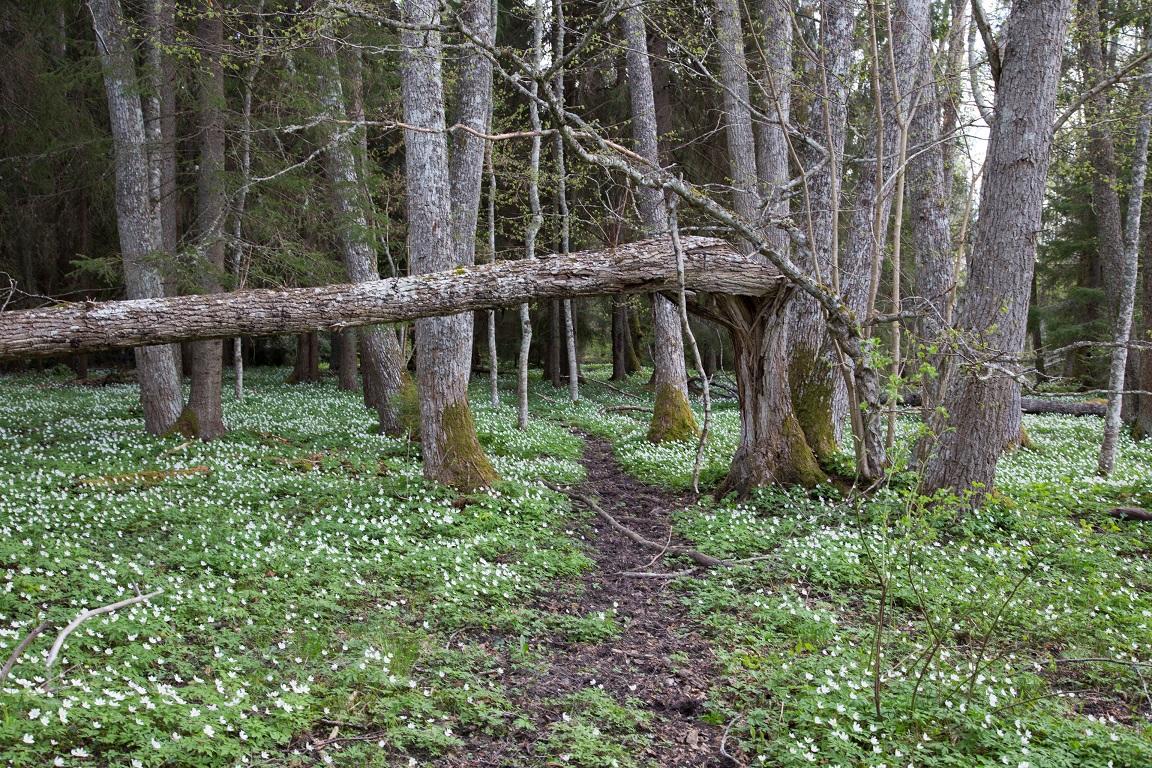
[542,481,728,568]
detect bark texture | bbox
[712,0,827,491]
[182,0,227,441]
[788,0,852,460]
[317,36,409,433]
[0,238,781,360]
[89,0,184,435]
[402,0,497,489]
[919,0,1073,501]
[1098,47,1152,474]
[625,4,697,442]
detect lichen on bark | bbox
[647,383,699,443]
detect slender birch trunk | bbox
[518,0,545,431]
[88,0,184,435]
[487,143,500,408]
[554,0,579,405]
[1099,43,1152,474]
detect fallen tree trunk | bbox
[901,392,1105,417]
[0,237,777,361]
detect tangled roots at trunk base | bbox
[716,412,827,500]
[647,384,700,444]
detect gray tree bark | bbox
[317,35,409,433]
[787,0,852,461]
[182,0,228,441]
[624,4,697,442]
[909,0,965,421]
[88,0,184,435]
[919,0,1073,501]
[1079,0,1126,324]
[0,237,781,360]
[403,0,496,488]
[712,0,828,491]
[1099,43,1152,474]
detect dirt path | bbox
[438,433,731,768]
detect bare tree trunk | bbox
[402,0,497,488]
[547,300,562,387]
[144,0,178,294]
[89,0,183,435]
[1138,221,1152,439]
[624,3,696,441]
[487,143,500,408]
[713,0,827,490]
[910,0,965,422]
[611,297,631,381]
[1099,43,1152,475]
[317,37,409,433]
[181,0,228,441]
[552,0,580,406]
[1080,0,1126,326]
[788,0,854,461]
[920,0,1072,501]
[518,0,545,431]
[338,328,358,391]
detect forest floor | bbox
[436,432,729,768]
[2,366,1152,768]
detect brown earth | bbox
[433,433,735,768]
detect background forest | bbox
[2,0,1152,766]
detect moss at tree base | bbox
[436,400,500,492]
[716,413,827,499]
[788,343,839,461]
[647,383,700,443]
[164,408,199,440]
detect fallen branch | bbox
[617,569,699,579]
[597,405,654,415]
[719,714,745,766]
[76,466,211,487]
[543,481,727,568]
[584,377,644,400]
[0,619,52,685]
[42,589,162,674]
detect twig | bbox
[583,377,643,400]
[1050,657,1152,714]
[719,714,744,766]
[543,482,727,567]
[0,620,52,685]
[43,590,162,672]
